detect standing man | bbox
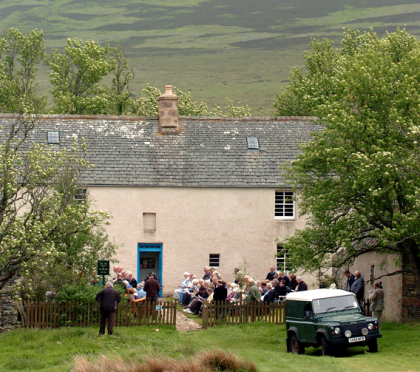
[96,282,121,335]
[295,277,308,291]
[144,272,161,302]
[351,271,365,309]
[344,269,355,291]
[369,282,385,327]
[266,266,277,281]
[246,278,260,303]
[125,271,137,289]
[289,273,297,291]
[113,273,125,291]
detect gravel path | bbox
[175,309,202,332]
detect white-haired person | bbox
[137,282,146,299]
[173,272,191,302]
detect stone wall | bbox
[0,276,21,333]
[401,257,420,322]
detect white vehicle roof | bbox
[286,289,355,302]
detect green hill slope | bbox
[1,0,420,112]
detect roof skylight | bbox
[246,136,259,150]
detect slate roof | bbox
[0,115,320,188]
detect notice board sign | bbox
[97,260,110,276]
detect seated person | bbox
[137,282,146,299]
[184,288,211,314]
[259,282,267,294]
[276,279,288,299]
[181,278,200,305]
[263,283,276,303]
[173,272,191,301]
[127,287,138,301]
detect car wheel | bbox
[321,335,333,356]
[290,334,305,355]
[368,339,378,353]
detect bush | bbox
[54,283,125,303]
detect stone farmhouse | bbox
[1,86,415,325]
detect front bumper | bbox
[329,333,382,345]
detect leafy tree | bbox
[49,39,117,115]
[0,114,115,294]
[0,28,46,114]
[277,28,420,282]
[134,85,251,117]
[106,45,135,115]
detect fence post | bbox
[173,301,177,327]
[239,292,243,324]
[201,300,209,329]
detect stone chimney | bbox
[158,85,179,133]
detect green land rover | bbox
[286,289,382,356]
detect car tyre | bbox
[321,335,333,356]
[368,339,378,353]
[290,334,305,355]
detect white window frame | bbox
[275,190,295,220]
[209,253,220,268]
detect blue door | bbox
[137,244,162,298]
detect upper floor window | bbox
[275,190,294,219]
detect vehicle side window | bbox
[286,301,305,319]
[304,302,313,319]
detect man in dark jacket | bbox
[266,266,277,281]
[96,282,121,335]
[263,283,277,303]
[296,277,308,291]
[351,271,365,306]
[289,273,298,291]
[214,280,228,303]
[144,273,161,302]
[278,271,290,286]
[125,271,137,288]
[345,270,355,292]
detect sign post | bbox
[97,260,110,286]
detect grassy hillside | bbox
[1,0,420,113]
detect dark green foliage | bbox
[277,29,420,281]
[54,282,125,304]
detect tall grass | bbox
[72,349,256,372]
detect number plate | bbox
[348,336,365,343]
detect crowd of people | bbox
[96,265,385,335]
[111,265,161,303]
[172,266,309,318]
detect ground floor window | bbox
[277,246,289,272]
[209,254,220,268]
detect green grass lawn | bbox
[0,322,419,372]
[2,0,420,112]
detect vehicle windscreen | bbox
[312,295,359,314]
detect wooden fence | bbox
[201,300,286,329]
[19,300,177,329]
[200,297,373,329]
